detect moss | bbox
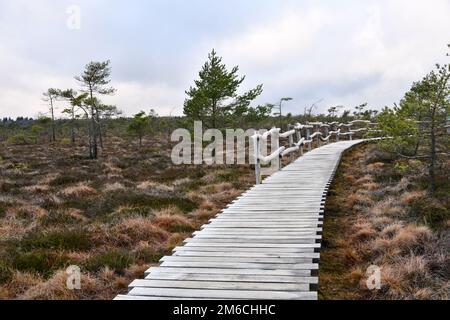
[49,172,90,186]
[66,191,197,218]
[38,211,83,227]
[85,249,135,273]
[12,250,71,278]
[0,262,13,284]
[410,197,449,229]
[0,203,7,219]
[134,247,166,264]
[20,228,92,251]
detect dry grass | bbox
[103,182,126,192]
[320,144,448,300]
[0,135,255,300]
[60,183,97,199]
[137,181,174,192]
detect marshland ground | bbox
[320,144,449,300]
[0,134,255,299]
[0,133,448,300]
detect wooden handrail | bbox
[251,121,378,184]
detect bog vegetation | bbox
[0,46,448,299]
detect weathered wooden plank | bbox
[146,266,314,276]
[114,295,202,300]
[183,241,321,248]
[195,229,322,235]
[172,250,320,259]
[160,256,315,264]
[130,279,311,292]
[173,246,318,254]
[128,287,317,300]
[145,272,318,284]
[160,261,318,270]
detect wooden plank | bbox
[128,287,317,300]
[191,235,321,240]
[160,261,318,270]
[183,241,321,248]
[160,256,315,264]
[145,273,318,284]
[195,229,322,235]
[146,267,314,277]
[114,295,202,301]
[172,250,320,259]
[130,279,311,292]
[173,246,318,254]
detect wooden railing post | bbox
[272,129,281,171]
[306,127,312,152]
[316,125,321,147]
[253,134,261,185]
[324,127,329,144]
[296,127,303,156]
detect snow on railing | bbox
[251,120,377,184]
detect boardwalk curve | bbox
[115,139,366,300]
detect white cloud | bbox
[102,81,186,117]
[0,0,449,118]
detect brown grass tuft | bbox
[152,214,194,232]
[60,183,97,199]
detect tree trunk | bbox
[212,99,218,129]
[89,85,98,159]
[71,108,76,144]
[50,97,56,142]
[90,106,98,159]
[429,114,437,194]
[97,113,104,148]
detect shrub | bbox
[59,138,71,146]
[6,134,29,146]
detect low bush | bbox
[6,134,30,146]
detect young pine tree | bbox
[184,49,263,129]
[376,45,450,193]
[75,60,115,159]
[127,111,151,148]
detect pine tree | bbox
[184,50,263,129]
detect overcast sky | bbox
[0,0,449,119]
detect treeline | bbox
[1,45,448,194]
[1,50,378,153]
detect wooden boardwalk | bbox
[115,139,365,300]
